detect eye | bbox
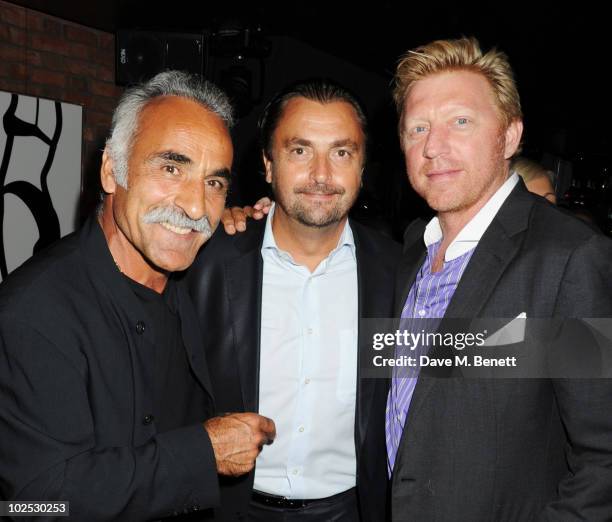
[409,125,428,136]
[336,149,351,158]
[206,178,229,194]
[288,146,312,160]
[456,117,469,126]
[164,165,179,175]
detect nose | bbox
[174,177,206,220]
[423,125,450,159]
[310,153,332,184]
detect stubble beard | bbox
[273,178,357,228]
[410,131,509,214]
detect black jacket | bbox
[391,181,612,521]
[0,217,220,521]
[187,217,401,521]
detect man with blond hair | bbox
[388,37,612,521]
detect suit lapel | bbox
[444,182,532,319]
[353,224,378,451]
[225,223,265,413]
[400,182,533,449]
[395,219,428,316]
[443,221,520,319]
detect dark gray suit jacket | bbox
[391,181,612,521]
[187,217,400,522]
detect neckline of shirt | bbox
[423,172,519,262]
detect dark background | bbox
[9,0,611,238]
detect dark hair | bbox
[258,78,368,160]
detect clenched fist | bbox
[204,413,276,476]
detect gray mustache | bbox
[142,206,213,236]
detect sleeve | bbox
[541,234,612,521]
[0,318,220,521]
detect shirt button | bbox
[136,321,146,334]
[143,414,154,425]
[298,426,304,433]
[418,310,426,317]
[292,469,299,475]
[304,378,310,385]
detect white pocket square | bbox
[482,313,526,346]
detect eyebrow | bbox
[208,168,232,182]
[150,151,193,164]
[284,137,312,148]
[283,137,360,150]
[148,152,231,181]
[330,139,360,151]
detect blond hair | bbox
[393,37,522,128]
[511,157,554,184]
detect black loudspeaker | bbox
[116,30,205,86]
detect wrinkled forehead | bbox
[134,97,233,156]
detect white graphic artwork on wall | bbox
[0,91,83,281]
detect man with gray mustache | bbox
[0,71,275,521]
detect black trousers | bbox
[248,488,359,521]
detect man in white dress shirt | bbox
[188,79,400,521]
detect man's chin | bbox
[145,248,201,274]
[287,198,352,228]
[153,259,193,274]
[295,211,344,228]
[420,188,464,213]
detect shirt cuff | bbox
[157,423,220,512]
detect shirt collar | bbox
[262,203,356,264]
[423,172,519,261]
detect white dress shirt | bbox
[424,173,519,260]
[254,204,358,499]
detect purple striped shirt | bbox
[385,240,475,476]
